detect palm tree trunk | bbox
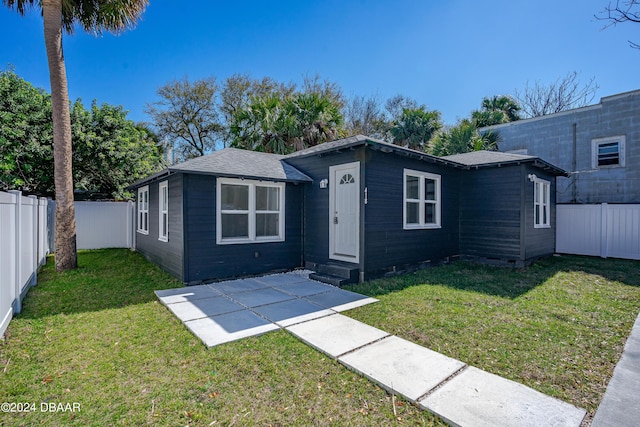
[43,0,77,271]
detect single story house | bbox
[131,135,567,285]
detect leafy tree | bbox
[71,100,163,199]
[596,0,640,48]
[384,94,419,122]
[1,69,162,199]
[515,71,599,118]
[219,74,295,147]
[146,76,223,160]
[430,119,500,156]
[301,73,346,110]
[389,107,442,151]
[0,68,54,195]
[3,0,148,271]
[471,95,521,127]
[343,94,387,138]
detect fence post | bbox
[129,200,136,251]
[29,195,38,284]
[9,190,22,314]
[600,203,608,259]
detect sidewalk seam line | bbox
[415,364,468,403]
[335,334,393,359]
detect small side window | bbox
[158,181,168,242]
[137,186,149,234]
[592,136,625,169]
[533,178,550,228]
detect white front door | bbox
[329,162,360,263]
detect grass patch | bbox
[1,250,439,426]
[345,255,640,417]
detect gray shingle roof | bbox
[283,135,372,158]
[442,150,537,165]
[284,135,467,169]
[442,150,568,176]
[170,148,312,182]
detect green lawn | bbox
[1,251,638,426]
[344,255,640,418]
[0,250,440,426]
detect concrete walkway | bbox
[592,311,640,427]
[156,272,587,426]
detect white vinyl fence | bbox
[72,201,135,250]
[1,192,135,337]
[556,204,640,260]
[0,191,50,337]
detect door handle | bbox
[334,216,338,224]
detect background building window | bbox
[592,136,625,169]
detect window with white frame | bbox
[533,178,550,228]
[217,178,285,244]
[137,185,149,234]
[592,136,625,169]
[158,181,168,242]
[403,169,441,229]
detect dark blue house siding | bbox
[362,150,461,277]
[459,167,523,260]
[183,174,303,283]
[523,166,557,260]
[459,164,558,263]
[285,149,365,268]
[287,147,462,279]
[136,174,184,280]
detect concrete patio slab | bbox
[254,273,311,286]
[209,278,270,295]
[303,288,378,311]
[339,335,466,401]
[592,311,640,427]
[419,366,586,427]
[230,287,296,308]
[252,299,334,327]
[164,296,244,322]
[155,285,220,304]
[274,281,336,297]
[286,313,390,358]
[184,310,279,348]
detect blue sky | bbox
[1,0,639,125]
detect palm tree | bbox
[472,95,521,127]
[389,107,442,151]
[3,0,148,271]
[429,119,502,156]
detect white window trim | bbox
[137,185,149,235]
[403,169,441,230]
[158,181,168,242]
[216,178,285,245]
[592,135,626,169]
[533,177,551,229]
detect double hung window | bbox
[158,181,168,241]
[403,169,441,229]
[217,178,285,244]
[137,186,149,234]
[533,178,550,228]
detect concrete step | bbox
[315,263,359,281]
[309,272,351,287]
